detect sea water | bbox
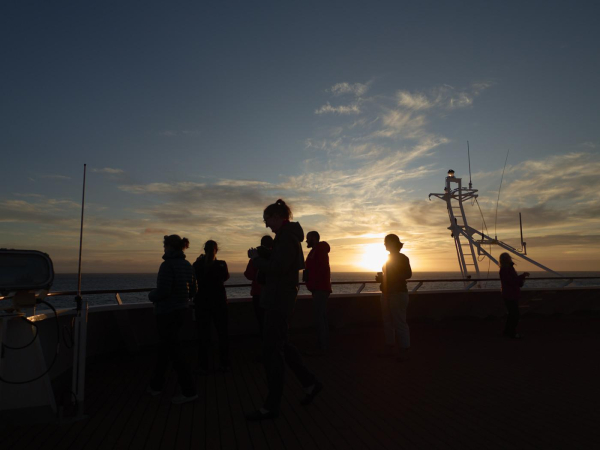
[36,271,600,310]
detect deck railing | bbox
[42,276,600,304]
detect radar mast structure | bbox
[429,170,561,279]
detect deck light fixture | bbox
[447,169,455,178]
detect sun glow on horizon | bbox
[358,243,389,272]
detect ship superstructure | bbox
[429,170,561,282]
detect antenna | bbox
[494,149,510,240]
[77,164,87,298]
[519,212,527,255]
[467,141,472,189]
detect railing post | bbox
[465,281,477,291]
[411,282,423,293]
[561,278,574,288]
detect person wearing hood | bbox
[148,235,198,404]
[304,231,332,353]
[499,252,529,339]
[245,199,322,421]
[193,240,230,373]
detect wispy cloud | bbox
[93,167,124,174]
[329,82,370,97]
[315,102,361,115]
[41,174,71,180]
[396,82,493,111]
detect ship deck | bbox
[2,314,600,449]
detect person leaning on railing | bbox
[147,234,198,404]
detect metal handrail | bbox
[44,276,600,298]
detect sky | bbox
[1,0,599,274]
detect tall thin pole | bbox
[77,164,87,297]
[467,141,472,189]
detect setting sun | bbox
[359,243,390,272]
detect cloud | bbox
[329,82,370,97]
[370,110,428,139]
[93,167,124,174]
[119,182,206,195]
[315,102,361,115]
[396,82,493,111]
[142,228,169,235]
[41,174,71,180]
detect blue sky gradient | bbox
[2,1,599,272]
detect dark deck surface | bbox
[3,315,600,449]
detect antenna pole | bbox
[467,141,472,189]
[71,163,89,421]
[77,164,87,298]
[494,149,510,240]
[519,212,526,254]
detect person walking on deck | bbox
[377,234,412,362]
[304,231,332,354]
[193,240,231,373]
[499,252,529,339]
[148,235,198,404]
[245,199,322,421]
[243,235,274,337]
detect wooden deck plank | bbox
[332,348,515,450]
[95,358,155,449]
[79,355,151,450]
[129,365,177,450]
[214,368,237,449]
[241,347,287,450]
[312,351,431,450]
[189,369,207,450]
[332,341,512,450]
[274,351,337,450]
[38,354,133,450]
[4,316,600,449]
[417,326,592,448]
[230,345,269,450]
[204,351,221,450]
[4,351,111,450]
[222,348,254,450]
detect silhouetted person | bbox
[377,234,412,362]
[499,252,529,339]
[304,231,332,353]
[193,240,230,373]
[244,235,274,337]
[245,199,322,421]
[148,235,198,404]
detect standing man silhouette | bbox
[377,234,412,362]
[304,231,332,354]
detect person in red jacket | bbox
[243,235,273,336]
[499,252,529,339]
[304,231,332,353]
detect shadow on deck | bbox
[3,314,600,449]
